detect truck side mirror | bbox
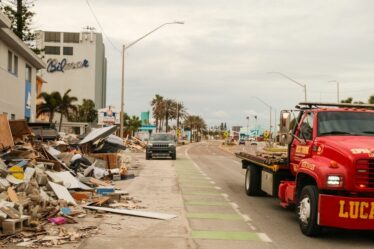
[280,111,291,133]
[279,111,292,145]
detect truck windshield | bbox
[318,111,374,136]
[150,134,175,141]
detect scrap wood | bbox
[90,196,110,206]
[83,206,177,220]
[89,177,111,187]
[0,206,20,219]
[7,187,19,203]
[47,181,77,205]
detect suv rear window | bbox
[150,134,175,141]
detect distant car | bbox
[146,133,177,160]
[238,139,245,145]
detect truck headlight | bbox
[147,143,153,147]
[327,175,343,187]
[168,143,175,147]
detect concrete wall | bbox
[0,39,37,120]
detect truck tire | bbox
[298,185,321,236]
[245,165,262,196]
[172,153,176,160]
[146,154,151,160]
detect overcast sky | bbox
[33,0,374,129]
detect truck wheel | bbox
[172,153,176,160]
[298,185,321,236]
[146,154,151,160]
[245,165,262,196]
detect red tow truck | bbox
[236,102,374,236]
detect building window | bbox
[63,32,80,43]
[13,55,18,76]
[10,114,15,120]
[25,65,32,81]
[7,51,12,72]
[44,46,60,55]
[45,32,61,42]
[7,51,18,75]
[63,47,73,55]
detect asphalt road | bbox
[183,140,374,249]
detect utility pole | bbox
[329,80,340,103]
[246,116,249,139]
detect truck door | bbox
[290,111,315,173]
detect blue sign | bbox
[24,80,31,118]
[47,58,89,73]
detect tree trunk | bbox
[16,0,23,39]
[59,113,63,132]
[49,111,54,124]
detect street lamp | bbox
[253,96,272,135]
[268,72,307,102]
[328,80,340,103]
[119,21,184,138]
[246,116,249,139]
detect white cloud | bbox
[33,0,374,129]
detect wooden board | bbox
[83,206,177,220]
[0,114,14,151]
[7,187,19,204]
[89,177,112,187]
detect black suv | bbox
[146,133,176,160]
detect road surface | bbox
[180,140,374,249]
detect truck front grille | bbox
[355,159,374,188]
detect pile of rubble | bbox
[0,115,175,247]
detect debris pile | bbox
[0,115,142,247]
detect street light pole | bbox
[268,72,307,102]
[329,80,340,103]
[254,97,272,135]
[246,116,249,139]
[119,21,184,138]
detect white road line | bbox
[257,233,272,242]
[242,214,252,222]
[230,202,239,209]
[214,186,222,190]
[209,181,216,184]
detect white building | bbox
[36,30,107,109]
[0,11,45,121]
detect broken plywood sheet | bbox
[79,126,117,145]
[89,177,111,187]
[48,181,77,205]
[0,114,14,151]
[83,206,177,220]
[46,171,92,190]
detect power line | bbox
[84,0,121,54]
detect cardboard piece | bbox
[0,114,14,151]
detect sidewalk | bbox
[77,152,193,249]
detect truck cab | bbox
[238,102,374,236]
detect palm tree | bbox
[124,115,142,136]
[151,94,164,132]
[56,89,78,131]
[36,91,61,123]
[174,101,187,130]
[184,115,206,142]
[69,99,97,122]
[164,99,176,132]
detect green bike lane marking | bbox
[185,200,230,206]
[187,213,241,220]
[176,154,272,243]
